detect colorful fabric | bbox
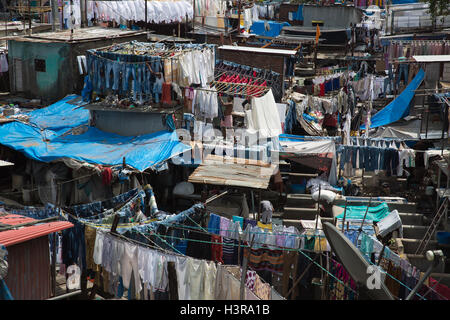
[243,247,284,273]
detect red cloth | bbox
[429,277,450,300]
[162,82,172,104]
[211,235,224,263]
[323,113,338,127]
[319,83,325,96]
[102,167,112,185]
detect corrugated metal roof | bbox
[188,155,277,189]
[0,214,73,247]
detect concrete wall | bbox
[279,4,363,29]
[8,33,147,104]
[8,41,70,103]
[91,109,169,136]
[217,49,285,75]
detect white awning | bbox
[413,55,450,63]
[0,160,14,167]
[218,45,297,56]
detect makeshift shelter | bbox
[361,68,425,129]
[277,134,338,185]
[0,212,73,299]
[188,154,278,189]
[0,95,190,171]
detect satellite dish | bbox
[322,222,394,300]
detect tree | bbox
[421,0,450,29]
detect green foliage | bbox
[421,0,450,24]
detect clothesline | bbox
[214,69,274,85]
[140,228,361,297]
[355,229,448,301]
[390,40,450,44]
[0,172,100,196]
[167,222,327,245]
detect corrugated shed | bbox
[0,214,73,247]
[0,213,73,299]
[4,236,51,300]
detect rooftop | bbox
[12,27,147,43]
[0,213,73,247]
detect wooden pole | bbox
[28,0,31,35]
[237,0,241,35]
[285,254,319,298]
[167,261,179,300]
[240,235,255,300]
[52,232,57,297]
[192,0,195,30]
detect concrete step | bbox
[285,194,316,208]
[333,198,417,213]
[283,206,319,220]
[400,238,438,254]
[429,273,450,288]
[399,213,425,226]
[282,217,334,229]
[405,254,447,274]
[388,203,418,213]
[401,225,444,239]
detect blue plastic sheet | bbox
[0,95,190,171]
[361,69,425,129]
[250,21,291,38]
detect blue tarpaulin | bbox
[361,68,425,129]
[291,5,303,21]
[391,0,418,4]
[0,95,190,171]
[250,21,291,38]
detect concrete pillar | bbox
[51,0,60,31]
[80,0,87,28]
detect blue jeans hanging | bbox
[396,63,409,87]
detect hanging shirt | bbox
[185,259,206,300]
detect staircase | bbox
[276,193,334,229]
[277,194,450,287]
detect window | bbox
[35,59,46,72]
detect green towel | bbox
[336,202,390,222]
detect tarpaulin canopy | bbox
[361,68,425,129]
[0,95,190,171]
[336,202,391,222]
[371,119,421,140]
[277,134,338,185]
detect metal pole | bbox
[357,196,372,239]
[46,289,82,300]
[341,199,348,233]
[145,0,147,31]
[315,185,321,232]
[405,255,440,300]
